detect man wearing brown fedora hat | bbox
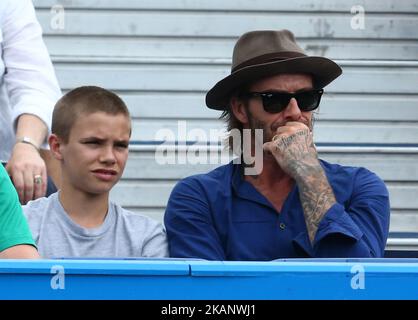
[164,30,390,260]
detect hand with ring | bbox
[6,142,47,204]
[34,174,43,185]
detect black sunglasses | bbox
[242,89,324,114]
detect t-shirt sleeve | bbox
[141,221,169,258]
[0,166,36,251]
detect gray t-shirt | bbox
[23,192,168,259]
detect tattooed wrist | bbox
[293,161,323,183]
[297,168,337,244]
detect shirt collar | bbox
[231,162,277,209]
[231,161,301,214]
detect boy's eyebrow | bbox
[79,137,105,142]
[114,139,130,145]
[79,137,130,144]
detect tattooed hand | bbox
[263,121,336,244]
[262,121,319,179]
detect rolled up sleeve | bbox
[2,0,61,147]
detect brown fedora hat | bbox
[206,29,342,110]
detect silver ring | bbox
[34,174,42,185]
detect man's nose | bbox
[282,97,302,120]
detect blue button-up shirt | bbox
[164,160,390,260]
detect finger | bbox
[274,126,289,137]
[42,170,47,196]
[263,141,272,151]
[274,122,306,137]
[285,121,308,129]
[284,121,301,126]
[263,141,279,154]
[272,134,281,142]
[22,169,35,204]
[34,169,47,199]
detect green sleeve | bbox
[0,166,36,252]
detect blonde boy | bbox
[23,86,168,258]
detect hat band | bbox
[231,51,307,73]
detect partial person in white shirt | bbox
[0,0,62,204]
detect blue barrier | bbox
[1,258,418,300]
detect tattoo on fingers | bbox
[274,129,311,150]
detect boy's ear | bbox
[230,96,249,125]
[48,134,64,160]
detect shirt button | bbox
[279,223,286,230]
